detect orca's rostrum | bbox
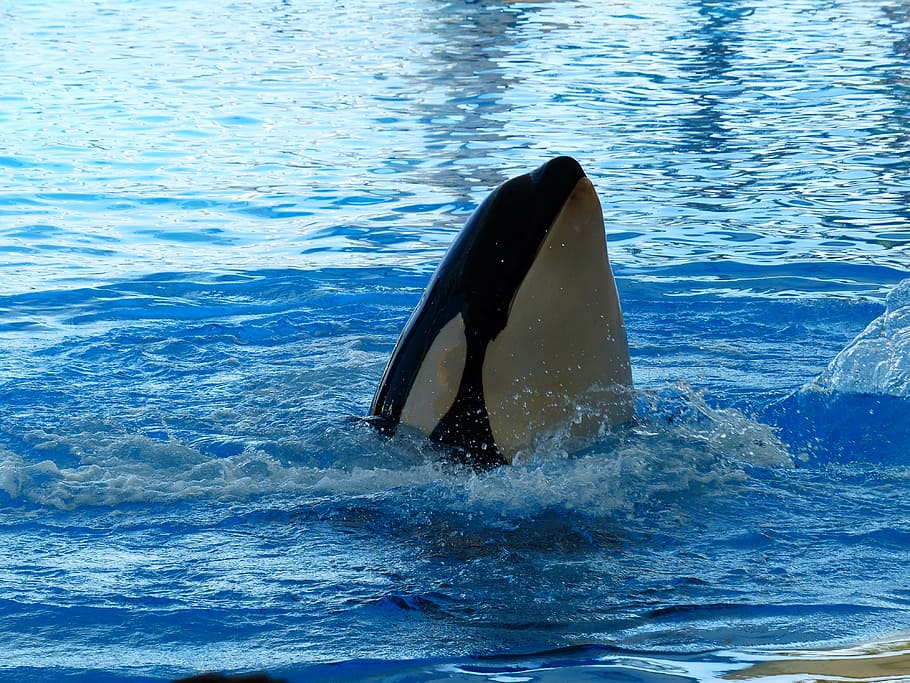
[371,156,633,469]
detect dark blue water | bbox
[1,1,910,681]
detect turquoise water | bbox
[2,0,910,681]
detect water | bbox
[1,0,910,681]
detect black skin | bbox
[370,156,587,470]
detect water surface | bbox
[1,0,909,681]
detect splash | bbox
[770,279,910,463]
[812,278,910,397]
[0,383,790,516]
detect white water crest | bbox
[811,279,910,397]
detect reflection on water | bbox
[881,1,910,240]
[414,1,529,196]
[675,0,749,157]
[1,0,908,288]
[670,0,753,245]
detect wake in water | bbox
[0,380,790,520]
[2,277,907,525]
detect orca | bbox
[370,156,633,469]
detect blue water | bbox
[2,0,910,681]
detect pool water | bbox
[1,0,909,681]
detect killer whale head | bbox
[370,156,633,469]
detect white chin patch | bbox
[482,177,633,460]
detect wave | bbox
[768,279,910,463]
[812,278,910,397]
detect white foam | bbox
[0,383,791,513]
[812,279,910,397]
